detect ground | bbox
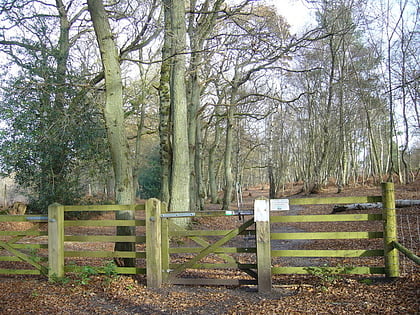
[0,180,419,314]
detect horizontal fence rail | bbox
[0,182,407,294]
[48,203,148,277]
[0,215,48,275]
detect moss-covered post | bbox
[382,182,399,278]
[48,203,64,280]
[255,198,272,293]
[146,198,162,287]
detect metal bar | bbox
[26,216,48,221]
[160,210,254,218]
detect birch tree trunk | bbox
[87,0,135,266]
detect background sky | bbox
[269,0,315,33]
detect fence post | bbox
[254,198,272,293]
[48,203,64,280]
[382,182,400,278]
[160,202,170,282]
[146,198,162,288]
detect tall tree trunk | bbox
[87,0,135,267]
[158,0,173,204]
[208,108,222,204]
[169,0,190,216]
[222,101,235,210]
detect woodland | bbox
[0,1,419,313]
[0,0,419,214]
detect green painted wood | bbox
[271,266,386,275]
[161,210,244,217]
[392,241,420,265]
[161,203,170,282]
[289,196,382,205]
[270,213,383,223]
[0,240,48,275]
[146,198,162,288]
[382,183,400,277]
[168,221,238,265]
[169,247,256,254]
[0,268,42,275]
[0,215,29,222]
[0,256,21,261]
[170,229,255,237]
[64,235,146,242]
[64,250,146,258]
[169,263,257,269]
[271,231,383,240]
[63,205,138,212]
[48,203,65,279]
[0,230,47,236]
[64,265,146,275]
[13,244,48,249]
[168,218,255,280]
[271,249,384,257]
[170,230,240,236]
[170,279,257,286]
[64,219,145,227]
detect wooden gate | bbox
[160,209,258,286]
[0,215,48,275]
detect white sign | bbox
[270,199,290,211]
[254,199,270,222]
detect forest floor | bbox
[0,180,419,314]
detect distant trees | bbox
[0,0,418,214]
[0,0,108,212]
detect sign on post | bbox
[270,199,289,211]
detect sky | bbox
[268,0,316,33]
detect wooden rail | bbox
[0,182,402,294]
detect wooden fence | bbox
[0,215,48,275]
[2,182,417,293]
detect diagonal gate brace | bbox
[168,218,255,281]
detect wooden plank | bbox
[289,196,382,205]
[255,199,272,293]
[4,226,41,245]
[64,250,145,258]
[271,231,383,240]
[146,198,162,288]
[171,230,240,236]
[161,204,170,281]
[170,278,257,286]
[0,256,21,261]
[272,266,386,275]
[64,266,146,275]
[63,205,138,212]
[161,210,250,218]
[0,268,42,275]
[64,235,146,242]
[48,203,64,279]
[13,244,48,249]
[0,215,29,222]
[0,240,48,275]
[169,247,256,254]
[271,249,384,257]
[382,182,399,277]
[270,213,383,223]
[392,241,420,265]
[0,230,47,236]
[169,263,257,269]
[64,219,145,227]
[168,221,238,264]
[168,218,255,280]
